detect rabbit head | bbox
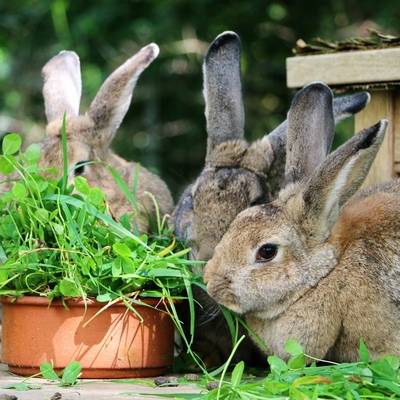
[204,82,388,321]
[39,44,173,230]
[173,31,370,262]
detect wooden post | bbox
[355,90,396,187]
[286,48,400,186]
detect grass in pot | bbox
[0,130,198,378]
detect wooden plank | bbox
[394,91,400,166]
[286,48,400,88]
[354,90,395,188]
[0,363,202,399]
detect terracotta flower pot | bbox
[1,296,175,378]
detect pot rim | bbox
[0,295,171,308]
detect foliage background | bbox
[0,0,398,198]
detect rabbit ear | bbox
[42,50,82,122]
[266,90,370,147]
[284,82,334,185]
[299,119,388,241]
[243,91,370,199]
[204,31,244,157]
[88,43,159,145]
[258,90,370,166]
[332,91,370,123]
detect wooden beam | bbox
[287,48,400,88]
[354,90,395,188]
[393,91,400,167]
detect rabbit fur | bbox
[173,31,370,263]
[204,82,395,362]
[39,44,173,232]
[173,31,370,366]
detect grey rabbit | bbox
[173,31,370,366]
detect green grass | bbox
[143,340,400,399]
[0,131,200,308]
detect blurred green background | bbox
[0,0,398,199]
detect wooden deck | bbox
[0,364,203,400]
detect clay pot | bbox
[1,296,175,378]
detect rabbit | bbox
[39,44,173,232]
[173,31,370,263]
[204,82,396,362]
[172,31,370,366]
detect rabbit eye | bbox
[74,160,89,176]
[255,243,278,262]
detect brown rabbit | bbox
[205,83,396,362]
[40,44,173,232]
[173,31,370,366]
